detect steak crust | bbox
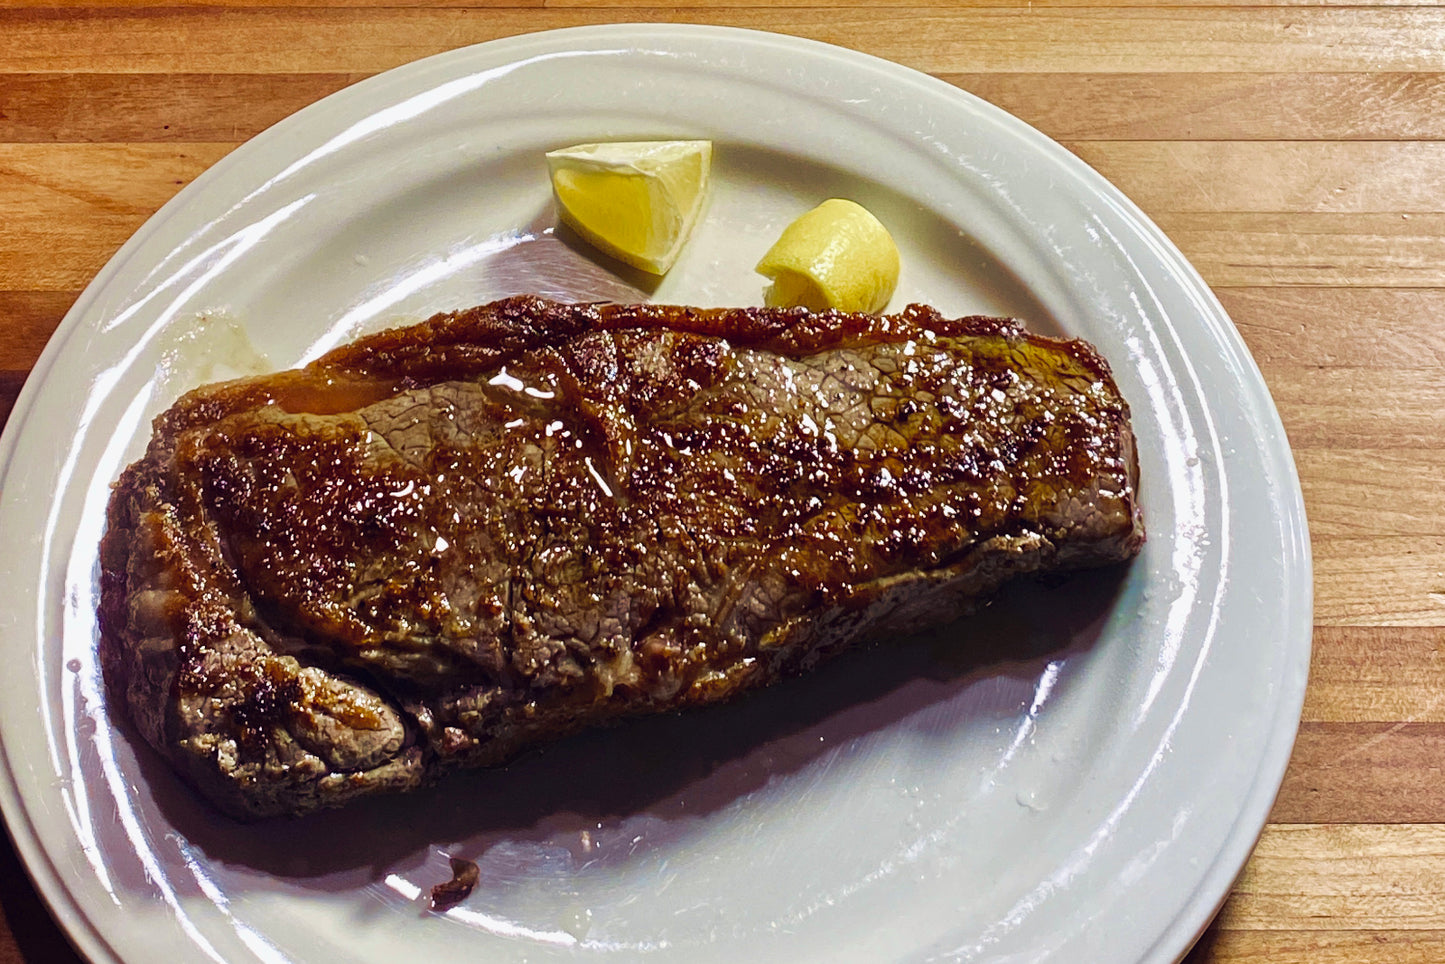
[99,296,1144,819]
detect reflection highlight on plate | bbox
[301,225,658,362]
[300,230,538,362]
[103,196,314,338]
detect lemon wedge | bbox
[755,198,900,314]
[546,140,713,275]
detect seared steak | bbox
[99,296,1144,819]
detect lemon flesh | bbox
[755,198,900,314]
[546,140,712,275]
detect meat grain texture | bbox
[99,297,1144,819]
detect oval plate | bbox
[0,24,1310,964]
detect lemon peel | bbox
[755,198,900,314]
[546,140,712,275]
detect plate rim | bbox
[0,22,1312,964]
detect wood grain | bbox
[1276,722,1445,824]
[1151,212,1445,287]
[1221,825,1445,930]
[1277,630,1445,824]
[9,73,1445,143]
[1300,451,1445,543]
[1225,287,1445,374]
[1310,543,1445,627]
[0,292,74,369]
[1188,929,1445,963]
[2,2,1444,962]
[0,73,367,143]
[1068,142,1445,214]
[5,9,1445,75]
[0,143,229,289]
[1303,628,1445,723]
[960,73,1445,141]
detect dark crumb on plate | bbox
[430,856,480,911]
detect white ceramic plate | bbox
[0,24,1310,964]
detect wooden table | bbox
[2,3,1442,962]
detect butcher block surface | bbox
[2,2,1445,961]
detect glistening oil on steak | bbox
[98,296,1144,819]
